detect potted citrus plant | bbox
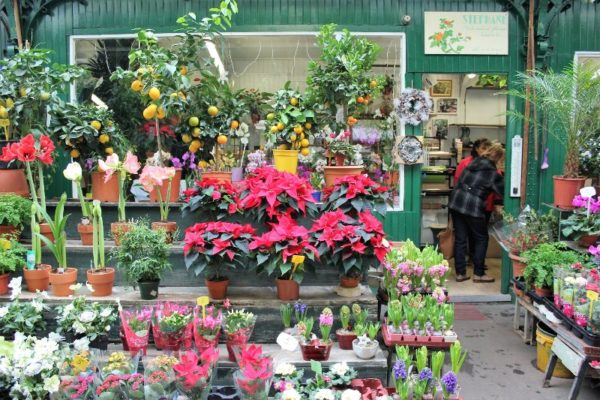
[114,220,171,300]
[184,221,255,299]
[0,193,31,237]
[249,215,318,300]
[35,193,77,297]
[63,162,93,245]
[0,237,26,295]
[506,63,600,208]
[86,201,115,296]
[139,164,178,242]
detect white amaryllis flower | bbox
[314,389,335,400]
[281,389,301,400]
[340,389,362,400]
[330,361,350,376]
[8,277,22,300]
[63,162,83,181]
[274,362,296,376]
[79,310,96,323]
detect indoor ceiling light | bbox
[466,73,477,79]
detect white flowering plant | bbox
[0,277,47,337]
[0,332,63,399]
[273,362,304,391]
[324,362,357,386]
[56,296,117,341]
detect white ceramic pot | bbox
[352,337,379,360]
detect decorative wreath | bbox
[396,136,424,165]
[393,88,433,126]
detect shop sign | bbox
[424,12,509,55]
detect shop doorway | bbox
[420,73,508,298]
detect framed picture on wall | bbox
[437,98,458,114]
[432,119,449,139]
[430,80,452,97]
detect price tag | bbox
[587,290,599,301]
[580,186,597,198]
[0,119,10,127]
[196,296,210,319]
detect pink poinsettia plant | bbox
[249,215,319,282]
[237,167,318,222]
[173,348,219,398]
[323,174,389,217]
[181,177,239,220]
[310,209,390,278]
[98,151,140,221]
[139,165,176,221]
[233,344,273,399]
[184,222,256,282]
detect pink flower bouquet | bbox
[120,307,152,356]
[193,305,222,353]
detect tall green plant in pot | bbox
[22,203,51,292]
[506,63,600,208]
[522,242,579,297]
[87,201,115,297]
[114,220,171,300]
[34,193,78,297]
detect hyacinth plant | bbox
[249,215,318,283]
[183,222,255,282]
[310,209,389,279]
[139,165,177,221]
[181,177,239,220]
[237,167,318,222]
[233,344,274,400]
[322,174,389,217]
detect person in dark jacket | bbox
[449,143,504,282]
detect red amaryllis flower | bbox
[0,142,19,162]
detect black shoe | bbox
[455,274,471,282]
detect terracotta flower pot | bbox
[87,267,115,297]
[151,221,177,244]
[91,171,119,202]
[111,222,132,246]
[206,277,229,299]
[578,234,600,247]
[553,176,586,209]
[202,171,232,183]
[334,154,346,166]
[534,285,552,298]
[77,222,94,245]
[323,166,363,187]
[509,252,526,277]
[275,278,299,301]
[0,169,29,197]
[340,274,362,288]
[38,223,54,246]
[49,268,78,297]
[0,224,20,238]
[300,341,332,361]
[149,169,182,203]
[23,264,51,292]
[0,273,9,296]
[336,329,357,350]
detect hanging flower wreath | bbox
[393,88,433,126]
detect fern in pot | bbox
[352,322,380,360]
[114,220,171,300]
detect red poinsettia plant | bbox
[323,174,389,217]
[174,348,219,398]
[310,209,390,278]
[237,167,318,222]
[181,177,239,220]
[249,215,318,282]
[184,222,256,282]
[233,344,273,399]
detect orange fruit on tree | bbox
[39,92,51,101]
[143,104,158,120]
[19,87,27,97]
[304,122,312,130]
[364,99,370,105]
[91,120,102,130]
[5,98,14,108]
[149,87,161,100]
[99,134,110,144]
[70,149,80,158]
[208,106,219,117]
[217,135,228,145]
[105,147,114,155]
[290,134,297,142]
[0,106,8,118]
[290,97,299,106]
[157,107,166,119]
[357,96,365,104]
[182,134,192,144]
[131,80,143,92]
[180,65,188,75]
[293,125,303,134]
[300,139,310,148]
[276,122,285,131]
[192,128,201,137]
[230,120,239,130]
[267,113,276,121]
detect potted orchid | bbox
[300,307,334,362]
[184,221,256,299]
[139,164,178,242]
[174,349,219,399]
[249,215,319,301]
[181,177,239,221]
[63,161,93,245]
[233,344,274,400]
[323,174,389,217]
[193,305,222,353]
[98,150,141,245]
[310,210,389,289]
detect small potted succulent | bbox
[300,308,333,361]
[63,162,93,245]
[86,201,115,296]
[114,220,171,300]
[352,322,380,360]
[0,193,31,237]
[0,237,26,295]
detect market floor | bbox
[453,303,599,399]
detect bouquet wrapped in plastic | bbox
[121,306,152,356]
[55,375,96,400]
[223,309,256,362]
[173,348,219,400]
[153,302,192,352]
[95,352,140,399]
[144,355,178,400]
[193,305,222,353]
[233,344,273,400]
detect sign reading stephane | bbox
[424,12,509,55]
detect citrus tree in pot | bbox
[506,63,600,208]
[0,193,31,237]
[86,201,115,296]
[522,242,579,297]
[249,215,318,301]
[139,164,178,242]
[114,220,171,300]
[0,237,26,295]
[184,221,255,299]
[35,193,78,297]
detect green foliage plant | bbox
[522,242,580,289]
[0,194,31,230]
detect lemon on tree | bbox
[300,139,309,148]
[91,120,102,130]
[192,128,201,137]
[290,97,299,106]
[148,87,161,100]
[266,113,276,121]
[276,122,285,131]
[304,122,312,130]
[39,92,51,101]
[143,104,158,120]
[188,116,200,127]
[131,80,143,92]
[270,125,279,133]
[99,134,110,144]
[301,148,310,156]
[208,106,219,117]
[182,134,192,144]
[290,134,297,142]
[157,107,166,119]
[180,65,188,75]
[293,125,303,134]
[0,106,8,118]
[105,147,114,155]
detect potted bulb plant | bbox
[336,305,357,350]
[310,172,324,203]
[63,162,93,245]
[35,193,77,297]
[0,237,26,295]
[184,221,255,299]
[352,322,380,360]
[114,220,171,300]
[98,151,141,245]
[0,193,31,238]
[22,203,51,292]
[86,201,115,296]
[139,164,178,242]
[300,308,333,361]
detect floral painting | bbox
[428,18,470,54]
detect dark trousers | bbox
[451,210,489,276]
